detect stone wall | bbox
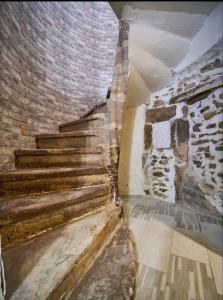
[0,2,118,171]
[143,39,223,214]
[108,20,130,201]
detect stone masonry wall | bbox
[109,20,130,201]
[0,2,118,171]
[143,39,223,214]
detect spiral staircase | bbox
[0,101,135,300]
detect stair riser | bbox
[48,209,120,300]
[93,105,108,114]
[0,174,108,197]
[60,119,105,133]
[15,153,104,169]
[0,195,110,250]
[36,136,105,149]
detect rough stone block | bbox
[146,105,176,123]
[171,118,189,162]
[144,123,152,150]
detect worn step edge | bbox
[48,206,121,300]
[70,223,136,300]
[14,147,103,156]
[0,184,110,226]
[1,194,111,250]
[35,130,104,139]
[59,114,105,129]
[0,174,109,197]
[80,100,107,119]
[0,166,107,183]
[3,204,121,300]
[15,155,105,169]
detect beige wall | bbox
[118,104,145,195]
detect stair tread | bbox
[80,100,107,119]
[0,184,110,226]
[0,165,107,182]
[70,224,135,300]
[36,130,104,139]
[2,204,120,300]
[59,113,105,129]
[15,147,103,156]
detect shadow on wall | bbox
[118,63,149,196]
[118,107,136,195]
[118,103,146,196]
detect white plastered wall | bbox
[118,3,222,197]
[118,104,146,195]
[176,3,223,71]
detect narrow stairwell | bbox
[0,101,136,300]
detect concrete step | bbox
[0,166,108,197]
[2,204,121,300]
[15,147,104,168]
[59,114,107,133]
[0,184,110,249]
[70,223,136,300]
[36,130,106,149]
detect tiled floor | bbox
[121,195,223,300]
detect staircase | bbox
[0,101,135,300]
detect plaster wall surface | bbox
[118,104,145,195]
[177,3,223,71]
[125,63,150,109]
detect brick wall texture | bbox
[0,2,119,171]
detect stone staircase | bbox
[0,101,135,299]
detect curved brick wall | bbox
[0,2,118,171]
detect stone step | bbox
[36,130,106,149]
[59,114,107,133]
[70,224,136,300]
[0,184,110,249]
[0,166,108,197]
[2,204,121,300]
[80,101,108,119]
[15,147,104,168]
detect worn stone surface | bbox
[70,224,136,300]
[153,99,165,107]
[182,176,221,215]
[181,105,189,117]
[146,106,176,123]
[59,114,106,133]
[2,205,121,300]
[174,164,187,202]
[109,20,130,202]
[171,118,189,162]
[0,166,108,196]
[188,88,223,212]
[0,184,111,249]
[35,130,107,149]
[144,123,152,150]
[143,149,175,203]
[15,147,104,168]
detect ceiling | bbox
[109,1,220,19]
[109,1,221,108]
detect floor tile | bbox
[208,250,223,295]
[130,217,173,272]
[171,230,209,264]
